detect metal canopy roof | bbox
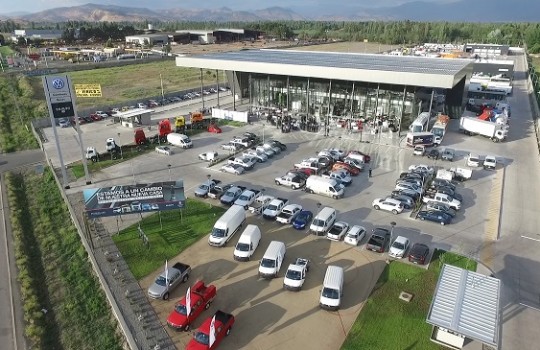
[175,49,473,89]
[427,264,500,347]
[116,108,154,119]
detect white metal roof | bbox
[175,49,473,89]
[115,108,154,119]
[427,264,500,347]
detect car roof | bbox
[383,198,403,205]
[348,225,365,235]
[393,236,409,244]
[411,243,429,252]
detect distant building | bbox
[175,30,215,44]
[13,29,63,41]
[464,44,510,57]
[213,29,262,42]
[125,33,169,46]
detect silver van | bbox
[310,207,337,236]
[258,241,286,279]
[319,265,344,310]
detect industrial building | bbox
[175,49,474,132]
[175,30,215,44]
[125,33,170,46]
[464,43,510,58]
[12,29,63,41]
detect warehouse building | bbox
[464,43,510,58]
[125,33,170,46]
[175,49,473,131]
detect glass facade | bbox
[246,74,422,132]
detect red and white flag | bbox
[185,287,191,316]
[209,314,216,347]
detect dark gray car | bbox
[441,148,455,161]
[220,186,244,206]
[390,193,415,210]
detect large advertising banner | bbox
[211,108,248,123]
[83,181,186,218]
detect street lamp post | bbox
[262,123,265,144]
[117,132,123,159]
[167,164,172,181]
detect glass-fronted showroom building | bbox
[176,49,473,132]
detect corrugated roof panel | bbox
[427,264,500,347]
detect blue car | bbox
[417,210,452,225]
[292,210,313,230]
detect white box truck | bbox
[208,205,246,247]
[459,117,507,142]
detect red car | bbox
[292,168,316,176]
[347,150,371,163]
[90,113,103,121]
[208,124,222,133]
[332,162,360,176]
[186,310,235,350]
[167,281,216,331]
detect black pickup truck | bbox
[366,228,391,253]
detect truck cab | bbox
[147,262,191,300]
[283,258,310,291]
[166,280,216,331]
[187,310,235,350]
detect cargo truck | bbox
[459,117,507,142]
[406,132,434,147]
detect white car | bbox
[95,111,109,118]
[244,150,268,163]
[328,148,346,160]
[395,183,423,195]
[433,135,442,145]
[483,155,497,170]
[408,164,435,174]
[256,146,274,157]
[327,221,349,241]
[263,143,281,154]
[388,236,410,259]
[220,163,245,175]
[344,225,367,246]
[221,143,239,151]
[155,146,172,155]
[58,118,70,128]
[343,157,365,171]
[372,197,404,215]
[466,153,481,167]
[198,151,218,162]
[413,145,425,156]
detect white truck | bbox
[262,198,289,220]
[248,195,274,215]
[422,192,461,210]
[276,204,303,224]
[283,258,310,291]
[234,189,261,209]
[459,117,508,142]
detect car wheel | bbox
[374,205,380,210]
[205,302,211,310]
[309,189,314,194]
[163,292,169,300]
[226,327,231,336]
[184,324,190,331]
[441,221,445,226]
[392,209,398,215]
[275,181,280,185]
[420,217,425,221]
[333,195,339,199]
[291,185,296,189]
[182,274,189,283]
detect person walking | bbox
[368,166,372,178]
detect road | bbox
[0,149,45,350]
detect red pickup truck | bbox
[186,310,235,350]
[167,281,216,331]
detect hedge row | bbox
[5,169,123,349]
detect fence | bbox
[526,55,540,157]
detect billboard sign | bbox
[74,84,102,97]
[211,108,248,123]
[83,181,186,218]
[43,75,75,119]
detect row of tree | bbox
[3,20,540,52]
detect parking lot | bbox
[40,102,508,349]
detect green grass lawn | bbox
[113,199,225,279]
[341,250,477,350]
[29,60,228,109]
[0,46,15,57]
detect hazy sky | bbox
[3,0,452,14]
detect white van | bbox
[305,175,345,199]
[208,205,246,247]
[233,225,262,261]
[346,152,368,164]
[167,133,193,149]
[258,241,286,279]
[319,265,344,310]
[310,207,337,236]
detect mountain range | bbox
[0,0,539,22]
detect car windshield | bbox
[260,258,276,268]
[193,331,209,345]
[267,204,278,211]
[392,242,405,250]
[312,218,324,226]
[236,243,250,252]
[212,228,226,238]
[297,212,309,221]
[286,269,302,280]
[224,190,235,197]
[199,185,208,191]
[322,287,339,299]
[174,304,188,315]
[347,233,357,238]
[239,195,249,201]
[155,276,169,287]
[329,226,341,234]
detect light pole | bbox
[262,123,265,144]
[167,164,172,181]
[117,132,123,159]
[390,221,396,244]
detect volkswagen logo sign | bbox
[52,78,64,89]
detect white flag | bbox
[209,314,216,347]
[165,260,169,287]
[185,287,191,316]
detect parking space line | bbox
[521,235,540,243]
[480,167,505,267]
